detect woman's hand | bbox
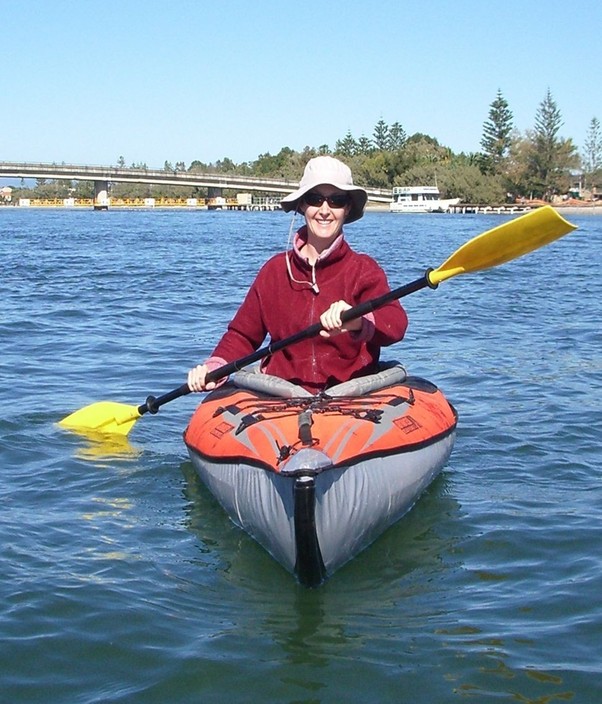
[319,300,362,338]
[187,364,218,392]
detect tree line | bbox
[7,89,602,205]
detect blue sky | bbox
[1,0,600,170]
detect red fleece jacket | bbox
[210,227,408,393]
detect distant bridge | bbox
[0,161,392,206]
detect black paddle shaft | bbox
[139,271,434,416]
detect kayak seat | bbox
[230,361,407,399]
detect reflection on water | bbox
[61,427,142,462]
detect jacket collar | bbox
[292,226,346,268]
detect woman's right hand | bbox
[187,364,217,393]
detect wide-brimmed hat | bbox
[281,156,367,224]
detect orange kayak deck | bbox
[184,376,457,475]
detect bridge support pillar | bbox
[93,180,110,210]
[207,187,223,198]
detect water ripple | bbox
[1,209,600,703]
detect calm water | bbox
[1,207,600,703]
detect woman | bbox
[187,156,408,394]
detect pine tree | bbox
[372,119,390,151]
[582,117,602,176]
[357,136,373,155]
[527,89,578,199]
[534,88,563,147]
[335,130,358,158]
[480,89,513,173]
[388,122,407,151]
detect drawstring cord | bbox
[286,252,320,294]
[285,211,320,294]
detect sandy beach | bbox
[555,205,602,215]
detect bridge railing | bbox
[0,161,392,201]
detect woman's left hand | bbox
[319,300,362,337]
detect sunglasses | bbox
[303,192,350,209]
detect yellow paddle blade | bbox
[428,206,577,286]
[58,401,141,436]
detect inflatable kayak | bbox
[184,364,457,586]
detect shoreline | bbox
[365,203,602,215]
[3,203,601,215]
[554,205,602,215]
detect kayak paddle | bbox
[59,205,576,437]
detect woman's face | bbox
[301,186,351,246]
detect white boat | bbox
[390,186,460,213]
